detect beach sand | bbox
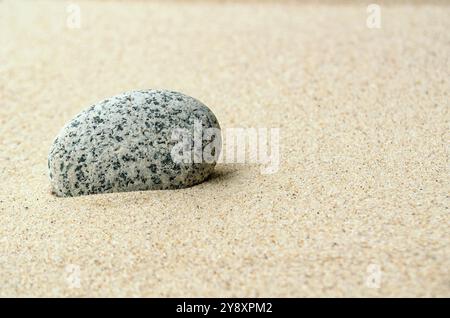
[0,0,449,297]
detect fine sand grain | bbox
[0,0,449,297]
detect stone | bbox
[48,90,221,197]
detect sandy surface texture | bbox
[0,0,449,297]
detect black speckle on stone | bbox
[119,172,127,180]
[151,175,162,185]
[148,164,157,173]
[161,154,172,166]
[154,122,164,133]
[93,116,104,124]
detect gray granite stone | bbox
[48,90,221,197]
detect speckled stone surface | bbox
[48,90,221,197]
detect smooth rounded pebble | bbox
[48,90,221,197]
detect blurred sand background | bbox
[0,0,449,297]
